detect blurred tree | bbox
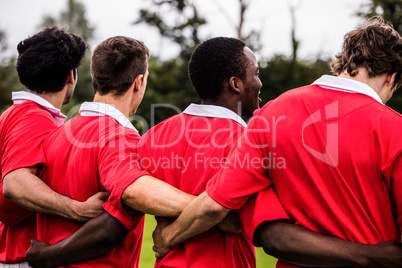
[357,0,402,33]
[0,30,19,113]
[135,57,198,133]
[133,0,205,130]
[38,0,96,115]
[0,30,7,60]
[235,0,263,53]
[288,0,302,85]
[258,55,331,110]
[214,0,262,53]
[357,0,402,113]
[39,0,95,44]
[135,0,207,60]
[0,58,20,113]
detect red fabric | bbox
[138,113,288,268]
[37,115,149,267]
[207,85,402,267]
[237,187,288,246]
[0,101,58,263]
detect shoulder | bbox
[141,113,185,141]
[1,102,57,136]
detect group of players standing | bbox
[1,16,402,268]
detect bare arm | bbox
[121,175,195,217]
[122,175,242,234]
[3,167,107,222]
[25,177,236,267]
[25,212,128,268]
[256,220,402,267]
[152,191,230,258]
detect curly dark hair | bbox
[188,37,248,100]
[91,36,149,96]
[16,27,87,93]
[331,16,402,87]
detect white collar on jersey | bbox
[312,75,383,104]
[183,103,248,127]
[79,101,138,132]
[12,91,67,126]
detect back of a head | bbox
[91,36,149,96]
[188,37,248,100]
[331,16,402,87]
[17,27,86,93]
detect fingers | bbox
[153,246,167,259]
[155,216,170,227]
[152,216,172,259]
[155,252,164,259]
[96,191,110,201]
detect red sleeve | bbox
[102,201,144,231]
[206,109,273,209]
[98,131,149,213]
[1,109,57,179]
[0,107,57,225]
[238,187,289,247]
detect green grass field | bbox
[140,215,278,267]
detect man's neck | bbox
[201,98,241,116]
[338,69,389,103]
[93,93,131,118]
[28,90,64,110]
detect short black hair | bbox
[188,37,248,100]
[16,27,87,93]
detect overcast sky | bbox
[0,0,369,61]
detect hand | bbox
[216,210,243,235]
[366,240,402,267]
[74,192,109,222]
[152,217,174,259]
[25,239,52,268]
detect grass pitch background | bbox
[140,215,278,267]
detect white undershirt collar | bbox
[12,91,67,126]
[79,101,138,132]
[312,75,383,104]
[183,103,247,127]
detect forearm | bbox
[164,192,229,248]
[122,175,195,217]
[216,210,243,234]
[3,168,98,222]
[26,212,128,268]
[3,168,82,220]
[257,220,374,267]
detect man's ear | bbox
[229,77,242,94]
[66,69,75,85]
[133,74,144,92]
[386,72,397,86]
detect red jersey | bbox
[37,102,149,267]
[207,75,402,267]
[0,91,65,263]
[138,104,288,268]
